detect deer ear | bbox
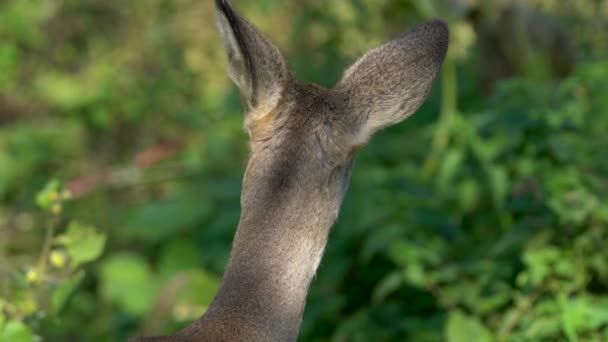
[335,20,449,146]
[215,0,289,113]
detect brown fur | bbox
[131,0,448,341]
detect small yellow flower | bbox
[50,250,68,268]
[51,203,62,215]
[26,269,39,284]
[61,189,73,200]
[173,304,207,321]
[49,191,59,201]
[20,296,38,316]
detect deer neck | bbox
[187,155,345,341]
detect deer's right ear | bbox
[215,0,289,114]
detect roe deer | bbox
[132,0,448,340]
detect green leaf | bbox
[439,281,482,310]
[437,149,464,192]
[372,271,403,304]
[446,310,493,342]
[597,203,608,223]
[404,262,427,288]
[56,222,106,269]
[99,254,158,316]
[489,166,508,207]
[559,293,583,342]
[559,294,608,340]
[548,188,599,225]
[522,247,562,286]
[35,71,99,109]
[35,179,61,211]
[0,42,20,90]
[158,239,201,280]
[0,308,4,330]
[588,296,608,329]
[360,224,403,263]
[174,270,220,309]
[0,320,35,342]
[525,315,562,340]
[52,271,85,315]
[458,178,480,212]
[121,192,212,242]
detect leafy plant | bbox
[1,0,607,341]
[1,180,106,340]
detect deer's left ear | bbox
[334,20,449,146]
[215,0,290,113]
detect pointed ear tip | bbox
[425,20,450,43]
[215,0,232,12]
[420,20,450,61]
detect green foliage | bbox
[315,60,608,341]
[100,254,158,317]
[1,0,607,341]
[55,222,106,269]
[446,310,492,342]
[35,179,63,211]
[51,271,84,315]
[0,320,35,342]
[0,181,105,341]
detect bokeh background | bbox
[1,0,608,341]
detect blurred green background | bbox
[1,0,608,341]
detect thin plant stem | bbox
[497,281,548,341]
[422,55,458,180]
[36,217,57,280]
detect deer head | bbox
[132,0,448,341]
